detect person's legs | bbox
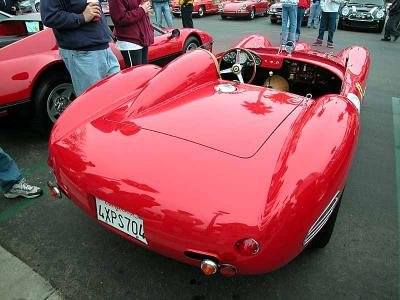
[288,5,298,41]
[161,2,173,27]
[326,12,337,44]
[0,147,22,193]
[316,11,327,42]
[308,3,316,27]
[281,5,289,43]
[141,47,149,64]
[153,2,163,26]
[384,14,400,40]
[181,4,194,28]
[313,2,321,27]
[59,48,120,96]
[121,49,143,67]
[296,7,305,36]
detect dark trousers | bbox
[384,13,400,39]
[181,4,193,28]
[317,11,338,44]
[296,8,306,35]
[121,47,149,68]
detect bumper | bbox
[269,13,282,20]
[220,11,250,17]
[341,17,384,29]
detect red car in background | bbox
[220,0,270,20]
[0,13,213,131]
[171,0,224,17]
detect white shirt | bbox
[116,40,143,51]
[320,0,343,12]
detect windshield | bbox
[347,0,384,5]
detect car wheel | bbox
[263,9,268,16]
[197,6,205,17]
[35,2,40,11]
[338,19,345,30]
[32,71,76,131]
[271,18,277,24]
[248,7,255,20]
[183,36,200,52]
[308,189,344,249]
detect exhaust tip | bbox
[47,181,62,199]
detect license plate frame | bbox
[96,198,148,245]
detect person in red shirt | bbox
[109,0,155,67]
[296,0,310,40]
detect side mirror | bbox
[168,29,180,39]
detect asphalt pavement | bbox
[0,14,398,300]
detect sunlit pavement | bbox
[0,15,398,300]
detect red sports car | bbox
[171,0,224,17]
[47,34,370,276]
[220,0,270,20]
[0,13,213,130]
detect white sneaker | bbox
[3,178,43,199]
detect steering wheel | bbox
[219,48,257,84]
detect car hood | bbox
[103,80,303,158]
[270,2,281,8]
[223,1,251,9]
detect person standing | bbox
[307,0,321,28]
[0,147,42,199]
[41,0,121,96]
[296,0,310,40]
[109,0,154,67]
[312,0,342,48]
[0,0,20,15]
[152,0,173,27]
[381,0,400,41]
[179,0,193,28]
[281,0,299,43]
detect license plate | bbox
[96,198,147,245]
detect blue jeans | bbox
[317,11,338,44]
[281,4,298,42]
[0,147,22,193]
[153,1,173,27]
[59,47,120,96]
[296,8,306,36]
[308,1,321,27]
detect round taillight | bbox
[235,238,260,255]
[219,264,237,277]
[200,259,218,275]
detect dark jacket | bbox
[40,0,111,51]
[0,0,19,15]
[389,0,400,16]
[108,0,154,47]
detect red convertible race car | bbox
[220,0,270,20]
[0,13,213,130]
[48,34,370,276]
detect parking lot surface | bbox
[0,14,398,300]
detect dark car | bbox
[338,0,386,33]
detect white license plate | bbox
[96,198,147,245]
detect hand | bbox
[139,1,152,14]
[83,3,101,23]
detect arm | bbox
[108,0,145,26]
[41,0,86,29]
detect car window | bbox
[26,21,41,33]
[347,0,384,5]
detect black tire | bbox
[183,36,200,52]
[35,2,40,12]
[248,7,255,20]
[308,190,344,249]
[197,5,205,17]
[32,70,75,133]
[271,18,277,24]
[338,19,345,30]
[263,9,268,16]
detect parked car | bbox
[338,0,386,33]
[267,1,309,24]
[0,13,213,130]
[18,0,40,13]
[220,0,270,19]
[47,34,370,276]
[171,0,223,17]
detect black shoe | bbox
[394,35,399,42]
[381,37,391,41]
